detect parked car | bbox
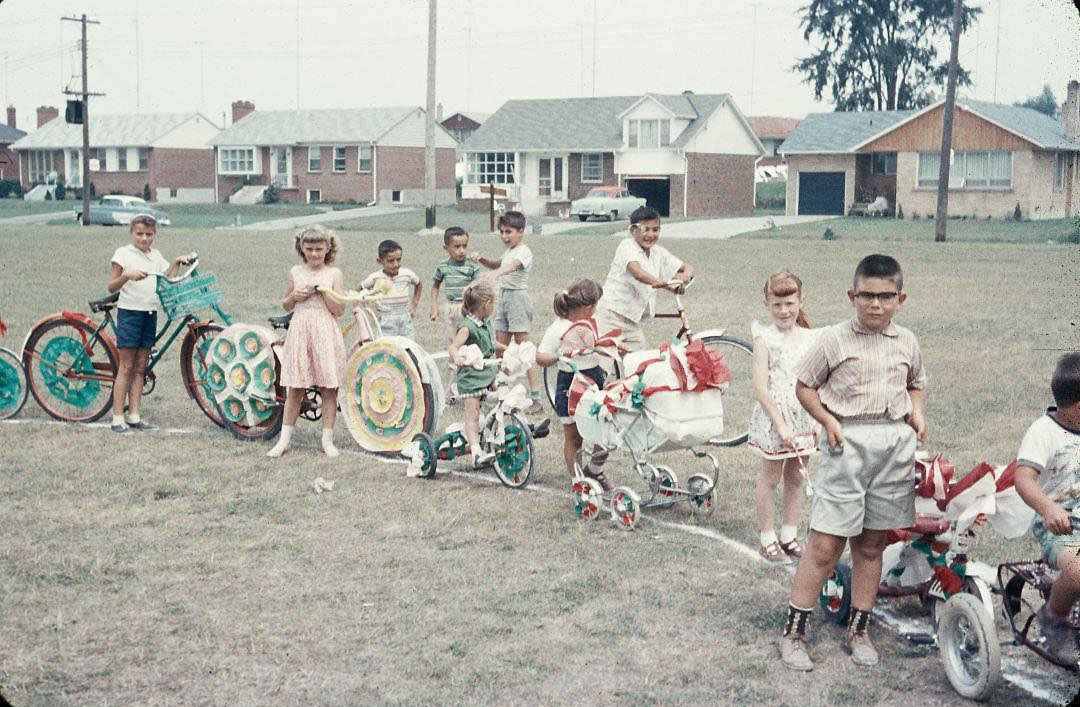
[569,186,646,222]
[74,195,171,226]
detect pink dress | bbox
[279,265,346,389]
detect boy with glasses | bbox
[779,254,927,671]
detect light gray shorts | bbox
[810,419,917,537]
[379,312,415,339]
[593,305,647,352]
[494,288,533,334]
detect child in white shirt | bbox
[360,239,421,339]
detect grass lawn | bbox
[0,198,75,218]
[755,180,786,216]
[742,214,1080,244]
[0,223,1077,704]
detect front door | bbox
[271,146,292,188]
[537,157,565,199]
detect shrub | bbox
[822,227,836,240]
[143,184,151,201]
[1013,202,1022,221]
[261,183,280,204]
[896,203,903,219]
[54,178,65,201]
[1069,217,1080,244]
[0,178,23,198]
[44,190,52,200]
[911,211,920,220]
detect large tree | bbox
[1014,84,1059,116]
[794,0,981,111]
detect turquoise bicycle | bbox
[0,317,29,420]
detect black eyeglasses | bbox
[853,291,899,303]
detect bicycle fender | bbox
[964,561,996,587]
[693,327,729,340]
[22,312,118,363]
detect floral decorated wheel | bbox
[412,431,438,479]
[655,465,679,509]
[485,411,534,489]
[572,477,604,520]
[345,339,428,454]
[206,324,282,441]
[685,473,716,516]
[0,346,28,420]
[610,486,641,531]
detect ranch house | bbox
[457,92,765,218]
[779,81,1080,219]
[210,101,457,205]
[1,106,27,181]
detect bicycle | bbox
[212,286,445,455]
[21,254,232,426]
[0,317,29,420]
[541,279,753,447]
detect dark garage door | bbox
[625,178,670,217]
[797,172,845,215]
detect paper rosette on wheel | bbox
[206,323,278,427]
[344,335,442,454]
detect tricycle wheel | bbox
[411,431,438,479]
[938,593,1001,701]
[571,478,604,520]
[819,561,852,624]
[610,486,640,530]
[654,465,678,509]
[486,411,534,489]
[685,473,716,516]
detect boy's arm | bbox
[483,258,522,281]
[1015,465,1072,534]
[164,253,193,279]
[674,262,694,282]
[626,261,666,288]
[410,280,423,316]
[796,381,843,449]
[906,388,927,443]
[469,252,500,270]
[429,281,442,320]
[107,262,140,293]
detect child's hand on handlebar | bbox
[126,269,148,282]
[1042,504,1073,535]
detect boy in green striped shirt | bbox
[430,226,482,398]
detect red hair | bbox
[764,271,812,328]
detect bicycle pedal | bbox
[529,418,551,439]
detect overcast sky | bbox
[1,0,1078,129]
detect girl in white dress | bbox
[749,271,819,563]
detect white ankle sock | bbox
[760,529,778,547]
[112,415,126,427]
[779,525,798,544]
[321,428,339,458]
[267,425,294,458]
[125,413,141,424]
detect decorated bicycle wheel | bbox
[207,324,278,427]
[345,338,431,454]
[0,347,28,420]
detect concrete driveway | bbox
[539,214,837,239]
[219,204,415,231]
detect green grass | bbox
[0,198,74,218]
[158,203,328,229]
[755,180,786,215]
[0,222,1076,704]
[741,215,1078,244]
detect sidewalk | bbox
[0,210,74,226]
[537,214,838,239]
[218,204,416,231]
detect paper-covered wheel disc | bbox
[345,339,426,453]
[207,323,277,427]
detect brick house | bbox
[458,92,765,218]
[1,106,27,181]
[10,110,218,202]
[749,116,800,167]
[779,81,1080,219]
[209,101,457,205]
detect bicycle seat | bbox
[88,292,120,313]
[268,312,293,330]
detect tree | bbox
[794,0,981,111]
[1015,84,1058,116]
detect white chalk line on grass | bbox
[2,417,1069,704]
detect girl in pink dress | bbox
[267,225,347,458]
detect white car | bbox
[570,186,646,222]
[74,195,172,226]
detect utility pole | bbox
[591,0,598,97]
[934,0,964,243]
[62,14,103,227]
[423,0,437,230]
[992,0,1001,102]
[134,0,140,113]
[749,3,759,115]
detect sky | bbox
[0,0,1078,130]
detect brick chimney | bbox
[436,102,444,122]
[1064,80,1080,143]
[6,105,15,130]
[231,100,255,125]
[37,105,58,127]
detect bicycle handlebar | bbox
[314,286,386,304]
[160,252,201,284]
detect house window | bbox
[308,147,321,172]
[871,152,896,175]
[581,153,603,183]
[170,188,178,198]
[916,151,1012,189]
[138,148,149,171]
[465,152,516,185]
[358,143,373,172]
[627,119,670,148]
[1054,152,1068,190]
[117,148,127,172]
[27,150,55,183]
[392,190,402,203]
[333,146,347,173]
[219,147,256,174]
[307,189,321,203]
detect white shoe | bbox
[322,430,340,458]
[267,425,294,458]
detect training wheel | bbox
[572,478,604,520]
[685,473,716,516]
[610,486,641,531]
[655,465,679,509]
[410,431,438,479]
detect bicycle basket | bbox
[157,273,223,319]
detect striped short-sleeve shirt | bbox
[795,317,926,421]
[432,258,481,302]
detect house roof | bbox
[0,122,26,144]
[11,113,207,150]
[460,93,732,151]
[781,98,1080,154]
[210,107,420,146]
[748,116,801,140]
[443,111,491,124]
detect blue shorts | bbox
[116,308,157,349]
[555,366,605,423]
[1032,516,1080,570]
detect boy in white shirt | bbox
[593,206,694,351]
[107,214,191,433]
[359,239,422,339]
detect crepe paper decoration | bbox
[207,323,277,427]
[344,339,427,454]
